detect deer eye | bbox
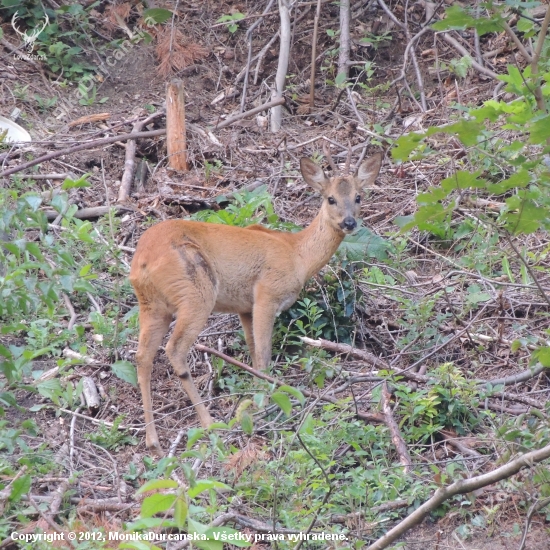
[355,194,361,204]
[328,197,336,205]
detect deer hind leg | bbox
[165,296,215,429]
[239,312,257,369]
[136,305,172,455]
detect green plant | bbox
[441,56,473,79]
[191,185,292,229]
[85,415,138,450]
[34,94,57,111]
[203,158,223,181]
[391,1,550,375]
[78,84,108,106]
[13,84,29,101]
[216,11,245,34]
[393,363,485,443]
[0,0,104,80]
[360,31,392,50]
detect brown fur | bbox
[130,154,383,454]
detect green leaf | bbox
[24,242,43,260]
[339,228,391,260]
[111,360,137,386]
[487,168,530,195]
[141,493,176,517]
[277,385,306,406]
[137,479,178,494]
[36,379,62,400]
[431,119,483,146]
[299,413,315,435]
[76,221,95,243]
[504,199,547,234]
[79,264,92,276]
[9,474,31,502]
[61,174,91,189]
[186,427,205,449]
[0,392,17,407]
[23,194,42,211]
[392,132,426,160]
[335,72,347,86]
[532,347,550,367]
[187,480,232,499]
[271,392,292,416]
[240,411,254,435]
[143,7,174,24]
[174,495,188,529]
[501,256,514,283]
[440,170,487,192]
[529,114,550,144]
[432,5,503,35]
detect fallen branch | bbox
[300,337,428,384]
[0,129,166,178]
[118,110,165,202]
[381,382,412,473]
[483,363,548,387]
[43,204,134,221]
[215,97,285,130]
[366,443,550,550]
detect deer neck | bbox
[293,210,344,283]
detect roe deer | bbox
[130,152,383,453]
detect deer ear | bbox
[355,153,383,188]
[300,158,328,192]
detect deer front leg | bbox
[239,312,257,369]
[251,292,280,372]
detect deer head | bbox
[12,11,49,52]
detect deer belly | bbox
[213,286,254,314]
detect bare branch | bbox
[366,443,550,550]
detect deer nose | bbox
[341,217,357,231]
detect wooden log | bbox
[166,79,188,171]
[82,376,101,412]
